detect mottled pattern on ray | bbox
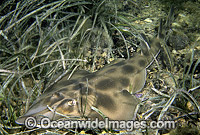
[16,36,161,125]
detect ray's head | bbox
[15,86,89,125]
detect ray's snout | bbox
[16,94,80,125]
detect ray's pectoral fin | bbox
[89,90,140,120]
[130,69,147,93]
[113,90,140,120]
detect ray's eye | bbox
[56,99,77,114]
[68,99,76,106]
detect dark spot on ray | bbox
[138,59,146,67]
[45,92,65,106]
[95,78,116,90]
[80,87,93,95]
[72,83,85,90]
[96,93,116,111]
[113,61,126,66]
[118,77,130,87]
[121,65,135,74]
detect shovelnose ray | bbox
[16,36,161,125]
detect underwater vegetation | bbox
[0,0,200,134]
